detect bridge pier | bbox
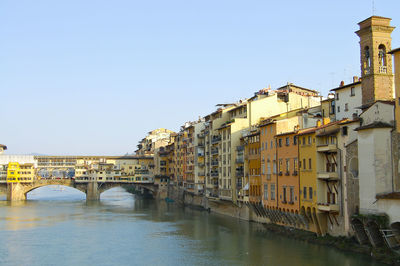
[86,181,100,201]
[7,183,27,201]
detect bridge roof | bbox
[34,155,154,160]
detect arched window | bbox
[364,46,371,74]
[378,44,387,73]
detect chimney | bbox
[340,81,345,87]
[353,76,359,83]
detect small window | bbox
[308,136,311,144]
[345,103,349,111]
[293,136,297,145]
[278,139,282,147]
[350,87,355,96]
[308,158,312,169]
[337,106,340,113]
[285,137,290,146]
[342,126,348,136]
[309,187,313,200]
[336,93,339,100]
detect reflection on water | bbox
[0,187,384,266]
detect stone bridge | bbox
[0,179,158,201]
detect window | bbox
[345,103,349,111]
[336,93,339,100]
[290,187,294,203]
[286,137,290,146]
[293,136,297,145]
[308,136,311,144]
[350,87,355,96]
[270,140,273,149]
[309,187,313,200]
[342,126,348,136]
[303,186,307,199]
[278,159,283,173]
[286,159,290,173]
[271,184,276,200]
[294,158,298,172]
[278,139,282,147]
[364,46,371,73]
[303,159,306,170]
[264,184,268,200]
[309,158,312,169]
[337,106,340,113]
[378,44,387,68]
[283,187,287,203]
[273,160,277,174]
[303,137,306,145]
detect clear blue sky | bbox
[1,0,399,155]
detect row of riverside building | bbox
[136,16,400,249]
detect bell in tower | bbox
[355,16,395,106]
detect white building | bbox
[331,78,362,121]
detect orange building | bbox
[259,120,278,209]
[275,131,299,214]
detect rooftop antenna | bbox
[372,0,376,15]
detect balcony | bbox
[211,171,219,177]
[197,133,205,138]
[211,148,219,155]
[236,146,244,152]
[235,157,244,164]
[318,203,339,213]
[211,135,221,144]
[236,170,244,177]
[317,171,339,180]
[211,160,219,166]
[197,153,205,158]
[317,144,337,153]
[198,142,205,148]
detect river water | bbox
[0,186,384,266]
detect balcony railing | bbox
[235,157,244,164]
[317,144,337,153]
[379,66,387,73]
[317,171,339,180]
[236,170,244,177]
[317,203,339,213]
[211,160,219,166]
[236,145,244,152]
[211,136,221,144]
[211,171,219,177]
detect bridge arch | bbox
[25,184,86,197]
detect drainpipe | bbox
[390,129,395,192]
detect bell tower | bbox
[355,16,395,106]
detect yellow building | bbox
[298,128,321,235]
[7,162,35,183]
